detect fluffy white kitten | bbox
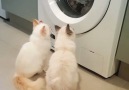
[46,24,79,90]
[13,19,51,90]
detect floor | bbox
[0,18,129,90]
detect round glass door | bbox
[57,0,94,18]
[47,0,110,33]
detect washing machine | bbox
[38,0,128,78]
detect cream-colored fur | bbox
[13,20,51,90]
[46,25,79,90]
[14,74,46,90]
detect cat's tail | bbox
[13,74,45,90]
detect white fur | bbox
[13,22,51,90]
[46,25,79,90]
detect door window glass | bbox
[57,0,94,18]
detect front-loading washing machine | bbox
[38,0,128,78]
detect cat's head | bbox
[55,24,75,40]
[32,19,51,40]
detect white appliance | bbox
[38,0,128,78]
[0,0,7,19]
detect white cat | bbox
[46,24,79,90]
[13,19,51,90]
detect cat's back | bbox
[51,50,76,63]
[15,42,44,76]
[49,50,77,74]
[16,42,42,65]
[47,50,78,89]
[17,42,38,56]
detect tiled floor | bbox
[0,18,129,90]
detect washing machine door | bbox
[43,0,111,34]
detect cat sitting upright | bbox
[13,19,51,90]
[46,24,79,90]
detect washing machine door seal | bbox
[43,0,111,34]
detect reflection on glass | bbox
[57,0,94,18]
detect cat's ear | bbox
[55,25,61,32]
[33,19,39,27]
[40,26,46,35]
[66,24,73,36]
